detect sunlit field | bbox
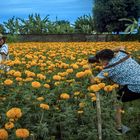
[0,42,140,140]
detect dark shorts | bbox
[117,85,140,102]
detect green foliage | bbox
[18,13,49,34]
[0,24,6,33]
[3,16,20,34]
[6,34,19,43]
[1,13,95,34]
[119,18,139,34]
[2,14,76,34]
[74,15,94,34]
[93,0,140,33]
[47,20,74,34]
[0,80,119,139]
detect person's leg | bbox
[115,86,126,130]
[115,85,140,133]
[115,105,122,130]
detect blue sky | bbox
[0,0,93,24]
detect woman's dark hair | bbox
[95,49,114,61]
[2,37,6,43]
[0,37,6,47]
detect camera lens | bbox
[88,55,98,63]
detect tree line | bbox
[0,0,140,35]
[0,14,94,34]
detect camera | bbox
[88,55,99,63]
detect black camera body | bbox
[88,55,99,63]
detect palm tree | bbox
[3,16,20,34]
[19,13,50,34]
[119,18,139,34]
[47,20,74,34]
[74,15,94,34]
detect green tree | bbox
[19,13,49,34]
[93,0,140,33]
[74,15,94,34]
[47,20,74,34]
[119,18,139,33]
[125,0,140,18]
[3,16,20,34]
[0,23,6,33]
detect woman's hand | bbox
[113,46,126,52]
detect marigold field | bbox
[0,42,140,140]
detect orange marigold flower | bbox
[95,66,103,70]
[24,78,33,82]
[7,70,15,75]
[98,83,106,89]
[15,128,30,138]
[88,93,96,97]
[16,77,22,81]
[79,102,85,108]
[44,84,50,89]
[53,75,61,80]
[4,79,13,86]
[91,96,96,102]
[58,72,68,77]
[40,103,50,110]
[104,85,114,92]
[66,69,73,73]
[0,129,8,140]
[89,84,100,92]
[54,82,61,86]
[25,71,36,77]
[6,108,22,119]
[112,84,119,89]
[83,64,89,69]
[72,64,79,69]
[5,122,14,129]
[60,93,70,100]
[37,97,44,101]
[84,70,92,76]
[76,72,85,78]
[37,74,46,80]
[14,59,21,65]
[31,81,41,88]
[74,91,80,96]
[13,71,21,77]
[93,77,101,83]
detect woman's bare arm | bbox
[0,52,7,60]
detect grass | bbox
[122,100,140,140]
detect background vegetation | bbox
[0,0,140,36]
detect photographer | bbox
[88,46,140,134]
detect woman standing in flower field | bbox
[89,46,140,134]
[0,33,10,71]
[0,34,9,61]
